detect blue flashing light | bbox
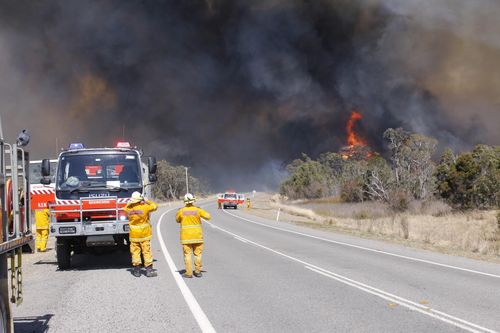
[69,143,85,150]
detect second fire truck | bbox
[40,142,157,269]
[217,190,245,209]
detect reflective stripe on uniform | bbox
[182,210,198,216]
[130,236,152,242]
[129,224,150,229]
[181,225,202,229]
[181,238,203,244]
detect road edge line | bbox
[157,209,216,333]
[223,210,500,280]
[303,266,489,333]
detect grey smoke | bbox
[0,0,498,190]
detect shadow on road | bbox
[64,250,133,271]
[176,269,207,275]
[33,259,58,266]
[29,248,160,271]
[60,251,159,271]
[14,314,53,333]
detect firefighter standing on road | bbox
[35,208,50,252]
[176,193,211,278]
[124,191,158,277]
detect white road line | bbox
[157,209,216,333]
[204,220,496,333]
[233,236,248,243]
[222,209,500,280]
[304,266,495,333]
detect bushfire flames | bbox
[340,111,374,160]
[347,111,367,146]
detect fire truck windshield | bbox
[56,152,142,197]
[224,193,237,200]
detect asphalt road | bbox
[12,202,500,332]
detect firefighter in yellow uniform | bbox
[35,208,50,252]
[176,193,211,278]
[124,191,158,277]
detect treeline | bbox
[152,160,207,200]
[280,128,499,210]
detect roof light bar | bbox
[69,143,85,150]
[116,142,131,148]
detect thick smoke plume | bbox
[0,0,499,190]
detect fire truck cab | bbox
[29,159,57,210]
[41,142,157,269]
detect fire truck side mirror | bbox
[41,159,51,177]
[148,156,157,174]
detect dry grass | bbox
[246,193,500,261]
[331,211,500,257]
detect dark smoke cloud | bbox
[0,0,499,190]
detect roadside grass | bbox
[247,193,500,261]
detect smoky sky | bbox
[0,0,499,190]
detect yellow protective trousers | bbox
[183,243,204,276]
[36,229,49,252]
[130,240,153,267]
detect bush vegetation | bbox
[280,128,499,211]
[152,160,206,200]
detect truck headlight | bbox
[119,215,128,221]
[59,226,76,234]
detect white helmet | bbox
[130,191,144,204]
[184,193,196,204]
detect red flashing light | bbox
[116,142,131,148]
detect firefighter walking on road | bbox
[124,191,158,277]
[35,208,50,252]
[176,193,211,278]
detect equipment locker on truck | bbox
[0,118,33,333]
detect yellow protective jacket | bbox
[124,200,158,242]
[35,209,50,230]
[176,205,211,244]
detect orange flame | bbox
[341,110,375,161]
[346,111,367,146]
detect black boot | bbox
[132,266,141,277]
[146,265,157,277]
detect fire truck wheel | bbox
[56,238,71,270]
[234,205,238,210]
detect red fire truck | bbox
[217,190,245,209]
[1,124,32,333]
[40,142,157,269]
